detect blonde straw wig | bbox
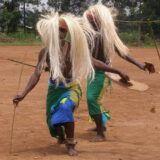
[83,3,129,60]
[37,11,94,84]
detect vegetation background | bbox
[0,0,159,46]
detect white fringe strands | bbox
[37,11,95,84]
[83,3,129,61]
[76,16,96,55]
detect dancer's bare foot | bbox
[68,147,77,156]
[87,127,106,132]
[66,143,78,156]
[90,135,106,142]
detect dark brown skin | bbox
[88,14,155,73]
[13,49,129,106]
[12,47,46,106]
[13,28,71,105]
[115,48,155,73]
[87,14,150,142]
[86,14,156,142]
[92,57,129,82]
[12,27,129,155]
[13,29,77,156]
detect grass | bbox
[119,32,160,48]
[0,32,42,46]
[0,41,42,46]
[127,43,160,48]
[0,32,160,47]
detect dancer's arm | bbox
[115,47,155,73]
[115,47,145,70]
[92,57,129,82]
[13,48,47,106]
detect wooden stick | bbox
[10,53,27,154]
[8,58,36,68]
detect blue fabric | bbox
[48,78,71,88]
[102,113,109,126]
[50,99,75,127]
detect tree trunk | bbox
[23,2,26,33]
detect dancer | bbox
[13,11,130,156]
[83,3,155,142]
[13,11,95,156]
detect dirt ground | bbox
[0,46,160,160]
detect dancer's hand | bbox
[119,72,129,82]
[119,72,132,86]
[144,62,155,73]
[13,95,24,107]
[44,66,49,72]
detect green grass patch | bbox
[0,32,160,47]
[119,32,160,48]
[0,32,42,46]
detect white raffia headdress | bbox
[83,3,129,61]
[36,11,95,84]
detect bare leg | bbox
[90,114,106,142]
[54,124,66,144]
[64,122,77,156]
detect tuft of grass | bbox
[0,32,159,47]
[119,32,160,48]
[0,32,42,46]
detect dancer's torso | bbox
[46,36,72,79]
[92,35,110,65]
